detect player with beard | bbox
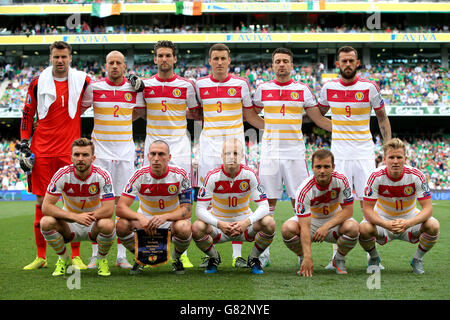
[40,138,115,277]
[318,46,391,270]
[253,48,332,267]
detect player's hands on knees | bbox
[75,212,96,227]
[230,220,250,237]
[147,215,167,232]
[217,221,234,237]
[299,257,313,277]
[312,226,328,242]
[391,219,409,234]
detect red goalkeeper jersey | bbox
[20,75,91,157]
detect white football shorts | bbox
[259,158,310,199]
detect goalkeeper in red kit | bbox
[19,41,91,270]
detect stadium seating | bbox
[1,62,448,111]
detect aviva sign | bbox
[391,33,438,42]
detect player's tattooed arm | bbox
[180,203,192,219]
[375,108,392,142]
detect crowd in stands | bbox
[1,61,448,111]
[5,17,448,37]
[1,134,448,191]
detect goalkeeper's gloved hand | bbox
[127,74,145,92]
[18,139,34,172]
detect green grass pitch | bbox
[0,200,449,300]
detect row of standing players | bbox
[18,40,440,276]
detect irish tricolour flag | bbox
[91,1,122,18]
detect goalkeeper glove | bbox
[18,139,34,172]
[127,74,145,92]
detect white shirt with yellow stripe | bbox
[46,164,115,214]
[121,165,191,218]
[363,165,431,220]
[82,77,145,161]
[318,76,384,160]
[295,171,354,220]
[143,74,199,159]
[196,164,268,226]
[254,79,317,159]
[196,74,254,156]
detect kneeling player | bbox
[359,138,440,274]
[192,138,275,275]
[40,138,116,277]
[116,140,193,275]
[281,149,359,277]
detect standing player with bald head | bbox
[81,50,146,269]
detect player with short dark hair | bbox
[20,41,91,271]
[40,138,115,277]
[281,149,359,276]
[140,40,199,268]
[253,47,332,267]
[318,45,391,270]
[195,43,265,267]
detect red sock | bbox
[34,205,46,259]
[71,242,81,258]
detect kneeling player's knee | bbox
[116,219,131,237]
[262,215,275,233]
[359,222,375,239]
[173,220,191,237]
[97,218,115,234]
[39,216,57,231]
[344,220,360,238]
[191,220,207,238]
[281,221,297,239]
[423,218,440,236]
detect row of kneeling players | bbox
[39,137,440,277]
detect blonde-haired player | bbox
[193,138,275,274]
[318,46,391,270]
[81,50,145,269]
[195,43,264,267]
[360,138,440,274]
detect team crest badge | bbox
[355,92,365,101]
[172,88,182,97]
[88,184,98,195]
[239,181,249,191]
[168,184,178,194]
[124,92,133,102]
[290,92,299,100]
[404,186,414,196]
[330,190,338,200]
[227,88,237,96]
